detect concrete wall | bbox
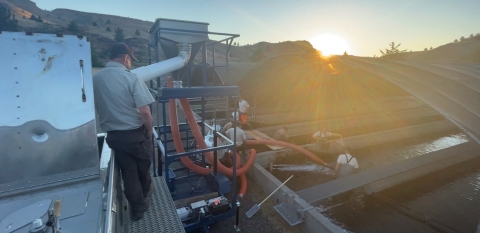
[365,145,479,194]
[254,120,456,167]
[257,107,437,137]
[253,97,424,125]
[247,162,346,233]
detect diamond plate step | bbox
[273,203,303,226]
[130,177,185,233]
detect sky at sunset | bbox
[33,0,480,56]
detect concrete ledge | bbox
[246,162,346,233]
[341,119,454,149]
[365,144,479,193]
[254,120,456,167]
[296,142,474,204]
[258,107,437,137]
[254,97,424,125]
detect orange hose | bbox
[178,98,257,176]
[229,151,248,198]
[166,78,250,196]
[168,96,211,175]
[236,154,248,198]
[244,139,331,168]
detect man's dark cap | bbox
[110,42,138,62]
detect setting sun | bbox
[309,34,351,56]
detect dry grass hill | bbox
[1,0,479,83]
[0,0,314,81]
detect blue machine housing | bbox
[146,18,241,232]
[208,172,231,195]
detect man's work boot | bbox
[131,211,144,222]
[144,188,153,199]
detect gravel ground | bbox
[204,176,305,233]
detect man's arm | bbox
[333,162,340,178]
[138,105,153,139]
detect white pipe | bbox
[131,44,191,83]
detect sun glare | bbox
[309,34,351,56]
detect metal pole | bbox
[162,101,168,182]
[212,44,216,75]
[201,42,207,136]
[234,201,241,232]
[157,146,163,176]
[148,44,157,177]
[213,132,218,176]
[226,39,232,84]
[232,97,238,208]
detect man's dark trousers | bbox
[106,125,152,214]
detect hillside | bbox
[0,0,315,82]
[381,34,480,63]
[2,0,478,86]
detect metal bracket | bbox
[273,203,304,226]
[297,206,314,221]
[111,203,117,213]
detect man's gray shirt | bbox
[93,62,154,132]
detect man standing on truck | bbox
[238,97,250,127]
[93,42,154,221]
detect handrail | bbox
[202,122,234,145]
[103,151,115,233]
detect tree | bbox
[29,14,43,22]
[454,39,458,43]
[469,34,474,38]
[379,42,407,57]
[424,48,428,51]
[106,26,111,32]
[92,21,98,26]
[343,51,348,56]
[460,36,465,41]
[250,48,265,62]
[106,19,111,24]
[0,6,19,31]
[114,27,125,42]
[67,20,78,32]
[430,47,433,50]
[135,29,140,36]
[91,52,103,67]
